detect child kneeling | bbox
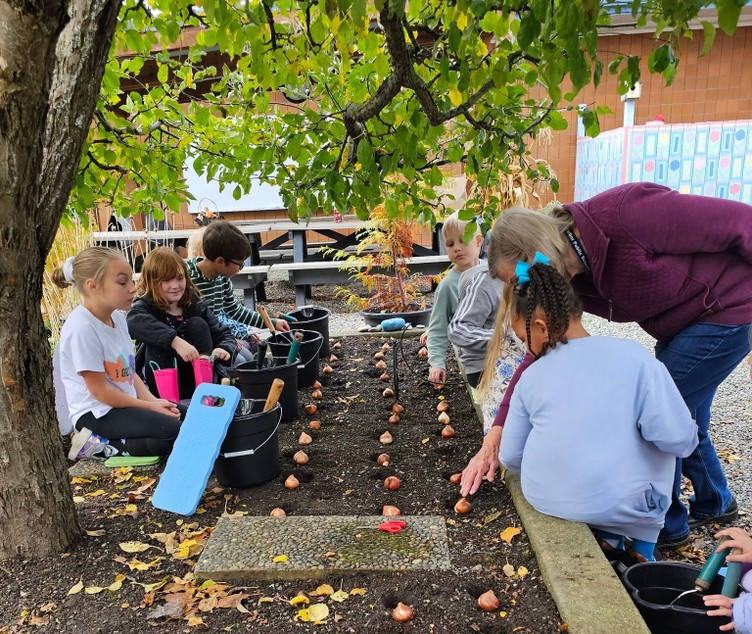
[55,247,184,461]
[499,259,698,561]
[127,247,237,401]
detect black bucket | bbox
[214,400,282,488]
[622,562,736,634]
[266,329,322,388]
[287,306,331,358]
[235,357,299,421]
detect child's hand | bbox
[703,595,736,630]
[211,347,231,362]
[715,527,752,562]
[428,367,446,389]
[172,337,200,362]
[148,399,181,418]
[275,319,291,332]
[419,331,428,345]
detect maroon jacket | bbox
[492,182,752,429]
[567,182,752,341]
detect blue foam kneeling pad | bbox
[152,383,240,515]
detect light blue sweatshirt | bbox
[500,336,698,542]
[427,266,460,371]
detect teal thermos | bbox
[287,331,304,364]
[696,536,731,591]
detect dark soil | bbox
[0,334,563,634]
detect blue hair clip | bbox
[514,252,550,286]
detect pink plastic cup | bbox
[153,367,180,402]
[192,357,214,387]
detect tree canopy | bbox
[76,0,746,226]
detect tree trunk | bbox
[0,0,121,559]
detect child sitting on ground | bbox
[704,526,752,632]
[499,258,698,562]
[421,212,484,388]
[186,220,290,339]
[54,247,184,461]
[127,247,236,401]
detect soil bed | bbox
[1,335,562,634]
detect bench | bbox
[273,255,450,307]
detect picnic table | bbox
[92,215,448,308]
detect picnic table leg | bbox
[249,233,267,302]
[290,230,311,301]
[243,286,257,311]
[294,283,307,307]
[433,222,446,255]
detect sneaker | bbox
[688,497,738,529]
[657,533,691,551]
[68,428,110,461]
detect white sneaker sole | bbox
[68,428,93,461]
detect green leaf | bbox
[717,0,742,37]
[700,20,716,57]
[517,12,541,51]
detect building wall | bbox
[535,26,752,204]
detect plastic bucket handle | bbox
[220,403,283,459]
[272,331,323,369]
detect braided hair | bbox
[513,262,582,358]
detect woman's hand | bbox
[428,367,446,389]
[715,527,752,562]
[147,399,181,418]
[171,337,199,362]
[211,347,231,362]
[460,426,502,497]
[703,595,736,631]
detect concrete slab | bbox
[195,515,451,582]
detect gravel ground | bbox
[259,273,752,522]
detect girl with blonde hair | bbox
[54,247,182,461]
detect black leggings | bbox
[77,405,186,456]
[144,317,214,400]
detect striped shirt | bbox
[186,258,264,329]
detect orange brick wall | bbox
[535,26,752,205]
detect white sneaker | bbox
[68,428,110,461]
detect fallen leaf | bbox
[310,584,334,596]
[517,566,529,578]
[72,496,85,504]
[499,526,522,544]
[84,586,105,595]
[86,489,107,497]
[67,580,84,595]
[349,588,367,596]
[108,574,125,591]
[502,563,515,577]
[187,615,205,627]
[258,597,275,604]
[295,603,330,624]
[482,511,502,527]
[272,554,288,564]
[289,594,310,606]
[119,541,153,554]
[421,437,430,444]
[216,593,250,610]
[147,599,185,620]
[70,477,92,484]
[330,590,349,602]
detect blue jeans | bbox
[656,323,751,541]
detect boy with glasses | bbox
[186,221,290,339]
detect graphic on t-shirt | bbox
[103,354,135,384]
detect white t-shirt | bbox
[59,306,137,423]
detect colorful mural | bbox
[575,120,752,203]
